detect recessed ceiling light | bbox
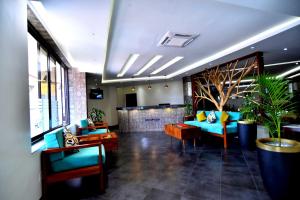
[251,46,255,49]
[283,48,288,51]
[134,55,163,76]
[296,62,299,65]
[117,54,140,77]
[151,56,183,75]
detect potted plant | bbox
[254,74,300,200]
[238,94,258,150]
[89,107,105,123]
[184,103,194,121]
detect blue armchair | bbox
[41,128,106,198]
[78,119,109,135]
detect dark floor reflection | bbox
[48,131,270,200]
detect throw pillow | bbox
[196,111,206,122]
[220,111,229,122]
[207,111,216,123]
[87,118,96,131]
[64,132,79,152]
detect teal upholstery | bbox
[88,128,109,134]
[80,119,89,134]
[184,110,241,135]
[80,118,109,135]
[44,128,65,162]
[51,145,106,172]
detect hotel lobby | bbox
[1,1,300,200]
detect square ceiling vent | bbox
[158,31,199,47]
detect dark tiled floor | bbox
[48,132,271,200]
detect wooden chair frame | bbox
[204,120,238,148]
[77,123,109,135]
[41,142,105,199]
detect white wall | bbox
[117,80,184,107]
[87,83,118,126]
[0,1,41,199]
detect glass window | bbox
[27,31,69,143]
[28,33,41,138]
[39,47,50,133]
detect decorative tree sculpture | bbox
[193,53,263,111]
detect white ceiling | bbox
[30,0,300,83]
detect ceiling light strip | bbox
[288,73,300,79]
[117,54,140,77]
[277,65,300,78]
[102,75,166,83]
[134,55,163,76]
[167,17,300,78]
[151,56,183,75]
[265,60,300,67]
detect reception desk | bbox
[117,105,185,132]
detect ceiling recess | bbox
[158,31,199,47]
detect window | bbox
[28,32,69,144]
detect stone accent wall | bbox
[183,76,192,104]
[68,68,87,124]
[118,107,185,132]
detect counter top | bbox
[116,104,185,110]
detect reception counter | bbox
[117,104,185,132]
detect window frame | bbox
[28,22,70,145]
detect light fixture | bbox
[164,75,168,88]
[264,60,300,67]
[277,65,300,78]
[283,48,288,51]
[131,86,135,91]
[117,54,140,77]
[147,76,152,90]
[134,55,163,76]
[251,46,255,49]
[151,56,183,75]
[288,73,300,79]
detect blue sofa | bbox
[184,110,241,148]
[42,128,106,197]
[78,119,109,135]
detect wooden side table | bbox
[78,132,118,151]
[164,123,201,149]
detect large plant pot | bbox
[256,138,300,200]
[238,120,257,150]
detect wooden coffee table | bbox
[78,132,118,151]
[164,124,201,148]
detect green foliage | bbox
[255,74,294,140]
[185,103,193,116]
[89,107,105,122]
[240,94,259,121]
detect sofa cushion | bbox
[88,128,108,134]
[80,119,89,134]
[44,128,65,162]
[220,111,229,122]
[196,111,206,122]
[51,145,106,172]
[184,121,237,135]
[207,111,216,123]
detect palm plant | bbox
[254,74,294,144]
[240,94,259,122]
